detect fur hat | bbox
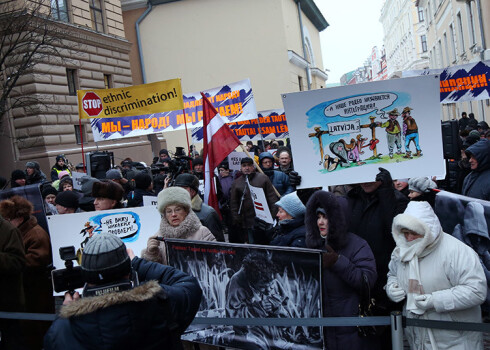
[55,191,79,209]
[193,157,203,166]
[11,169,26,181]
[0,195,33,220]
[92,180,124,201]
[25,161,40,170]
[157,186,191,214]
[275,192,305,219]
[81,233,131,284]
[408,177,437,193]
[174,173,199,193]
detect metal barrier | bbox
[1,310,490,350]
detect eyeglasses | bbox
[165,206,184,215]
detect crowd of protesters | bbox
[0,121,489,350]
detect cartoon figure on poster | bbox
[307,92,422,172]
[75,212,141,260]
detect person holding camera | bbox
[44,233,202,350]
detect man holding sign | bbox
[230,157,278,243]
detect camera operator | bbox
[44,233,202,350]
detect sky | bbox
[316,0,386,84]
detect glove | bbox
[375,167,393,188]
[386,284,406,303]
[147,236,161,255]
[253,217,273,232]
[322,245,339,269]
[289,171,302,186]
[414,294,434,310]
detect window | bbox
[421,35,428,53]
[51,0,69,22]
[467,2,476,45]
[66,69,78,96]
[418,7,424,22]
[90,0,105,33]
[74,125,87,145]
[103,74,112,89]
[443,33,450,66]
[449,24,457,62]
[457,12,465,53]
[438,40,443,67]
[298,76,303,91]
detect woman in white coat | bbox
[386,201,487,350]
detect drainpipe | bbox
[296,0,311,90]
[136,2,153,84]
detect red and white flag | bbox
[201,92,241,216]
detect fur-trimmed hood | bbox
[305,190,348,250]
[60,280,162,318]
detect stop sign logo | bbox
[82,92,103,117]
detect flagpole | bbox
[238,144,281,198]
[182,108,192,163]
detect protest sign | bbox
[166,239,323,350]
[247,179,274,224]
[91,79,257,142]
[227,151,247,172]
[142,196,157,207]
[282,75,445,188]
[71,171,85,191]
[47,206,160,294]
[0,184,48,233]
[78,79,183,119]
[192,109,288,142]
[403,60,490,104]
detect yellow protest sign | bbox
[77,79,183,119]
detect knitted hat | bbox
[42,185,58,199]
[106,169,123,180]
[174,173,199,193]
[134,171,152,190]
[55,190,79,209]
[157,186,191,214]
[11,169,26,181]
[275,192,306,219]
[81,233,131,284]
[241,157,254,165]
[58,170,70,180]
[408,177,437,194]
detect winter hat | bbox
[105,169,123,180]
[58,170,70,180]
[55,190,79,209]
[157,186,191,215]
[408,177,437,194]
[275,192,305,219]
[174,173,199,193]
[81,233,131,284]
[42,185,58,199]
[25,161,40,170]
[193,157,203,166]
[56,155,65,162]
[75,163,85,170]
[11,169,26,181]
[218,162,229,170]
[134,171,152,190]
[241,157,254,165]
[80,176,100,197]
[92,180,124,201]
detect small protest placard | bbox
[246,179,274,224]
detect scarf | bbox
[157,210,202,239]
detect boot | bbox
[328,158,339,172]
[403,152,412,159]
[416,150,422,156]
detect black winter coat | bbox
[346,185,408,303]
[44,257,202,350]
[270,217,306,248]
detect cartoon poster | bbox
[47,206,160,294]
[282,75,445,188]
[166,240,323,350]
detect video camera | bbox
[51,246,84,293]
[151,147,192,185]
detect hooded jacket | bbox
[259,152,294,196]
[453,202,490,309]
[270,217,306,248]
[387,201,486,350]
[462,139,490,200]
[191,194,224,242]
[305,191,378,350]
[44,257,202,350]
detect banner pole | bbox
[255,115,266,152]
[182,108,192,168]
[79,118,86,172]
[239,144,281,198]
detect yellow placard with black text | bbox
[77,79,183,119]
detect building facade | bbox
[0,0,156,180]
[121,0,329,150]
[416,0,489,122]
[380,0,430,79]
